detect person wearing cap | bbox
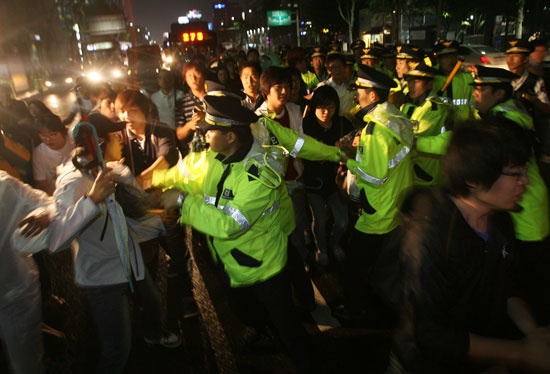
[360,47,382,68]
[395,44,425,95]
[401,64,450,186]
[344,54,357,82]
[287,47,319,92]
[432,39,475,123]
[471,65,550,324]
[506,39,550,114]
[317,53,356,118]
[341,64,414,319]
[352,40,366,65]
[151,95,313,373]
[360,45,404,107]
[506,39,550,159]
[50,113,181,373]
[310,47,329,82]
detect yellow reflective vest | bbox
[153,141,288,287]
[346,102,414,234]
[252,116,344,235]
[401,94,450,186]
[482,99,550,242]
[301,71,319,91]
[433,71,474,124]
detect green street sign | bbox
[267,10,292,26]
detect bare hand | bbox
[335,164,348,191]
[191,109,206,123]
[18,213,50,237]
[136,173,153,190]
[521,331,550,371]
[88,167,115,204]
[521,93,538,103]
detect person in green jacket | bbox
[401,64,450,186]
[152,95,313,372]
[472,65,550,324]
[395,44,425,96]
[432,39,475,124]
[339,64,414,319]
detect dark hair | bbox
[28,100,54,116]
[325,53,346,67]
[115,89,149,118]
[247,48,260,59]
[182,62,206,78]
[488,84,514,102]
[98,86,117,102]
[239,61,262,77]
[444,119,531,197]
[260,66,291,95]
[287,47,306,69]
[36,114,66,135]
[219,125,253,146]
[286,66,301,77]
[310,85,340,110]
[360,87,389,103]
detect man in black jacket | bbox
[391,120,550,373]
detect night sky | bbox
[130,0,215,43]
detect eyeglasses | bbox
[39,132,60,140]
[501,168,528,179]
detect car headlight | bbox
[65,77,73,84]
[112,69,122,78]
[45,80,53,87]
[88,71,102,81]
[165,56,173,64]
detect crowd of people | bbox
[1,35,550,374]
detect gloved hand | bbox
[160,189,186,213]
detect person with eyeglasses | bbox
[471,65,550,325]
[390,120,550,373]
[32,114,74,195]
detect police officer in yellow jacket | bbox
[341,64,414,318]
[395,44,425,96]
[152,95,312,372]
[401,64,450,186]
[471,65,550,323]
[432,40,475,123]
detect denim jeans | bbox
[306,191,349,253]
[0,280,43,374]
[82,271,162,374]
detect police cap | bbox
[505,39,534,54]
[396,44,424,61]
[311,47,325,58]
[352,40,366,51]
[469,65,519,86]
[352,64,397,90]
[433,39,460,56]
[197,95,259,131]
[360,44,385,60]
[404,64,439,80]
[205,80,245,100]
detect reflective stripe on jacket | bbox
[346,102,414,234]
